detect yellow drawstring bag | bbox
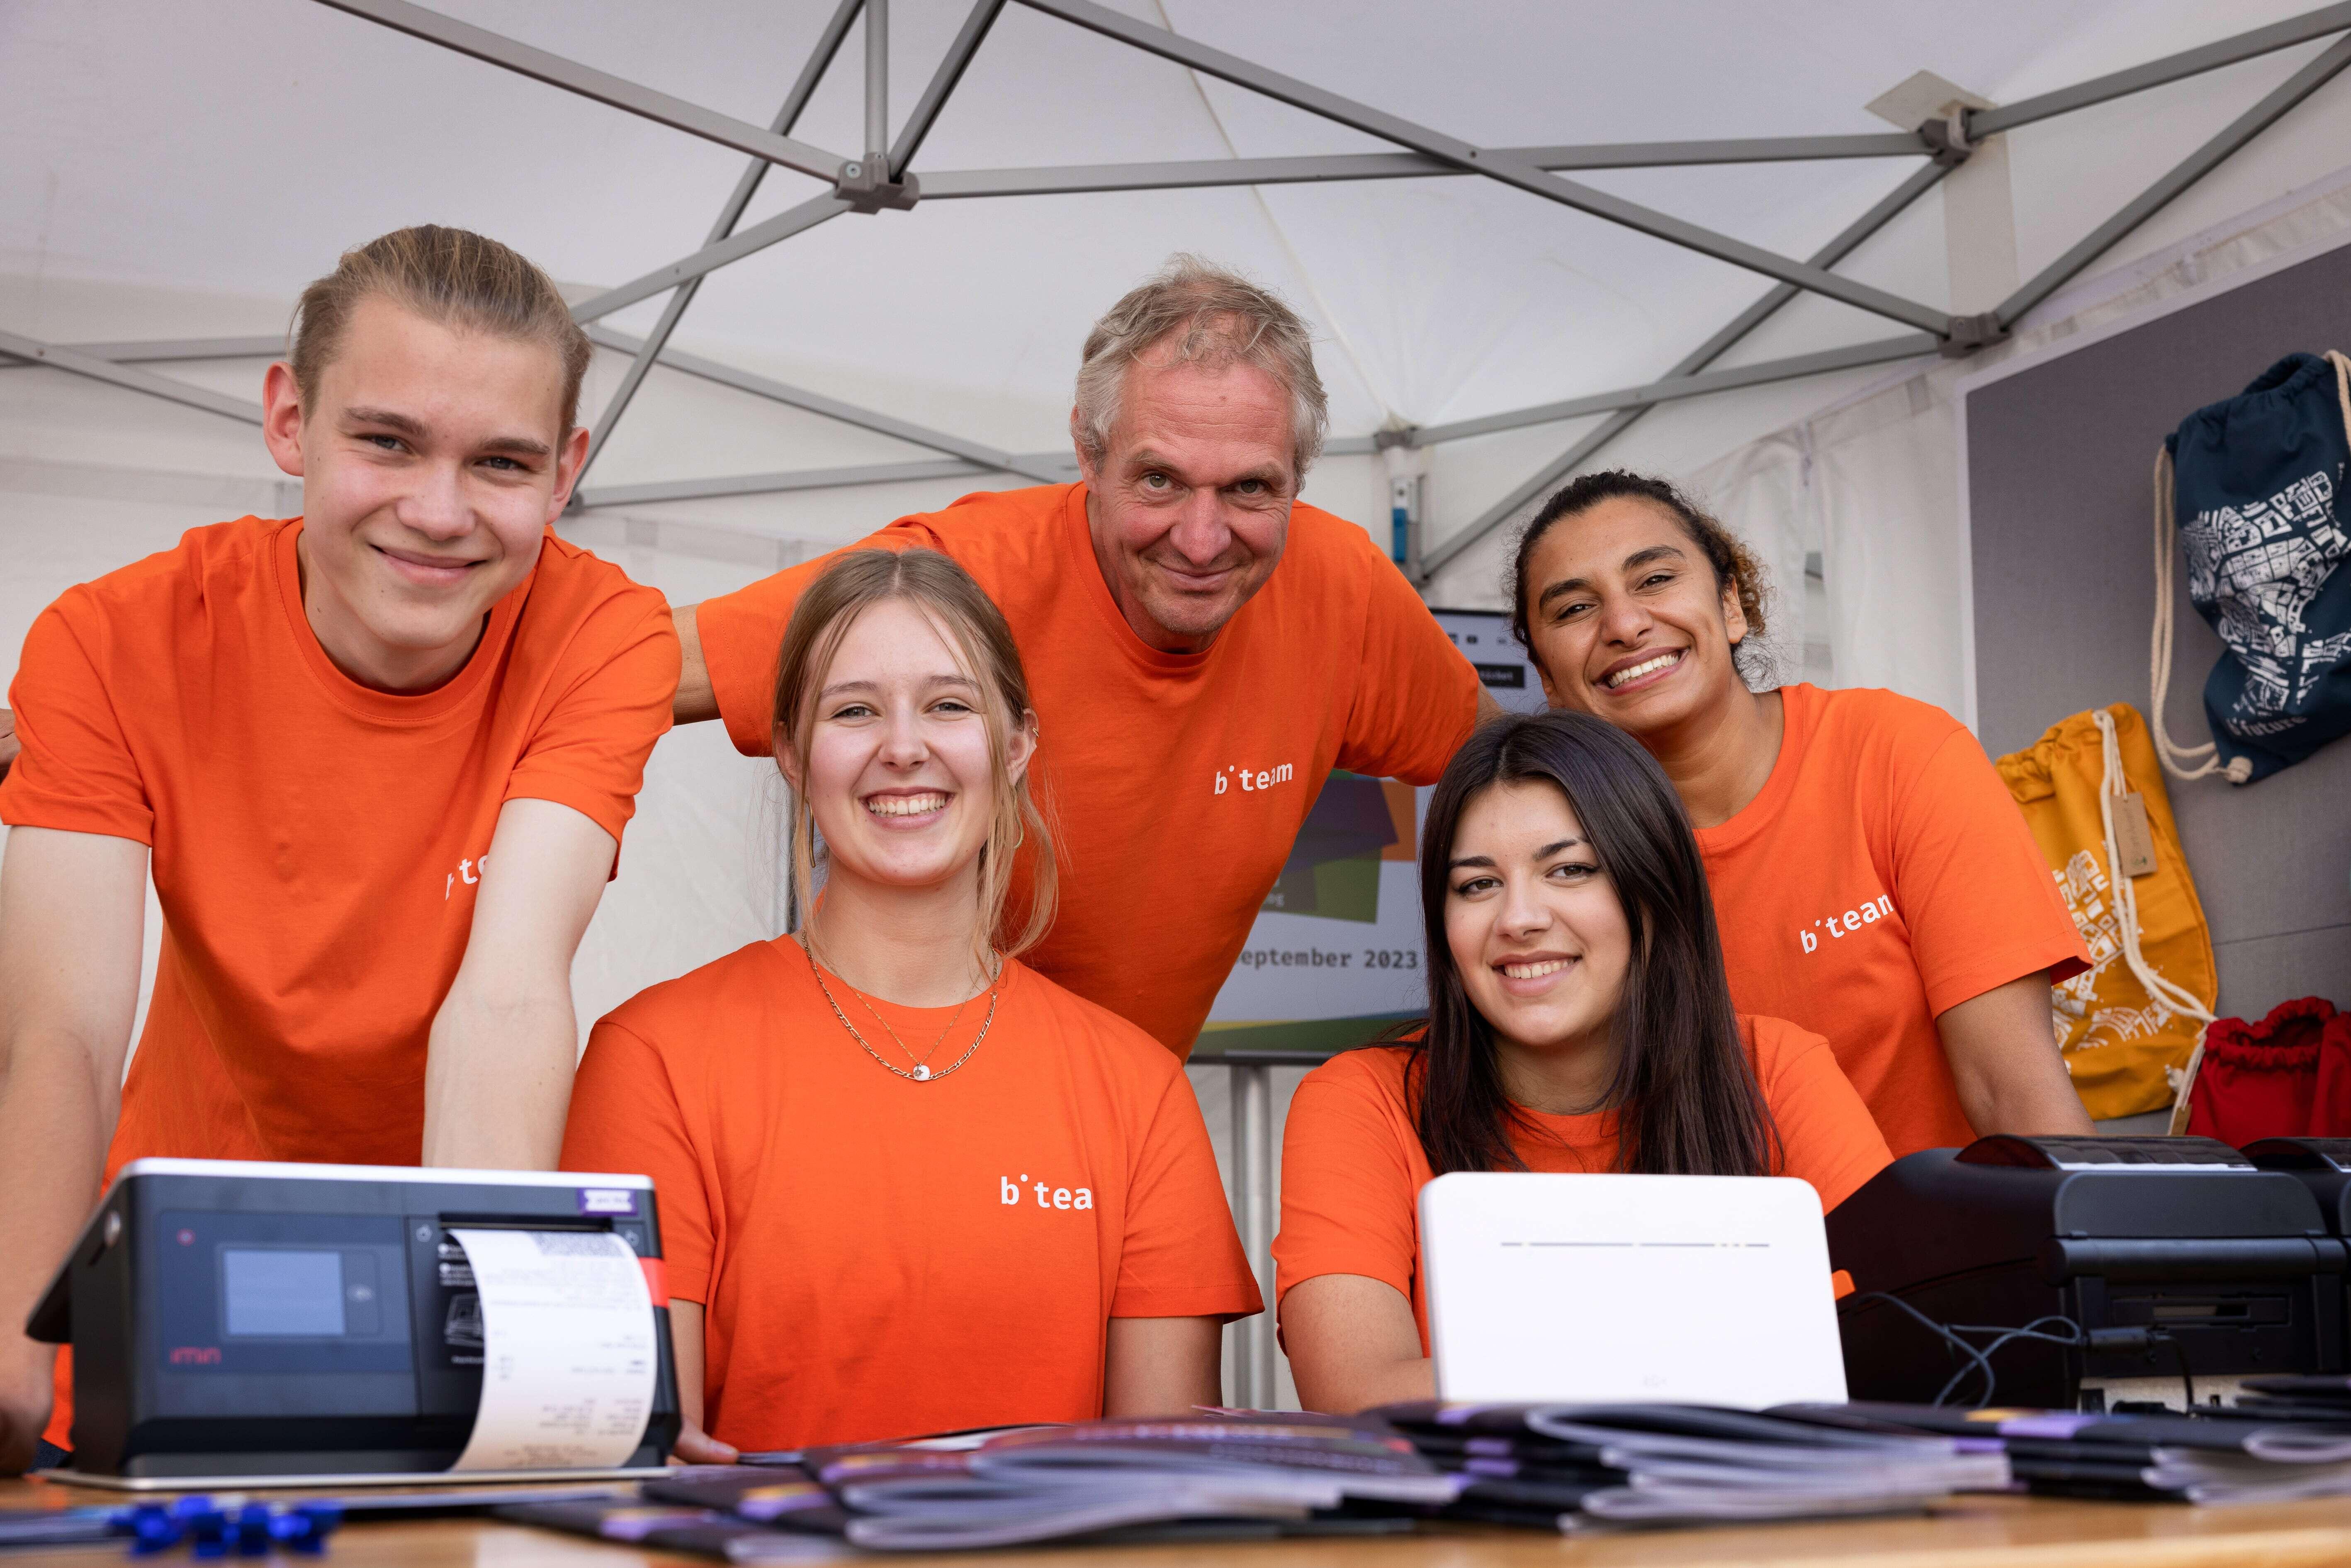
[1994,704,2218,1120]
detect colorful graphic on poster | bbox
[1259,774,1417,924]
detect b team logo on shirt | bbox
[1799,894,1895,953]
[1001,1173,1094,1210]
[444,852,490,901]
[1215,761,1296,796]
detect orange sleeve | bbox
[503,586,678,854]
[0,600,153,842]
[1750,1017,1892,1212]
[1891,727,2092,1013]
[1110,1063,1262,1320]
[1272,1055,1422,1308]
[693,522,940,758]
[1332,533,1482,785]
[561,1019,716,1304]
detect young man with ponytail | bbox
[0,227,678,1471]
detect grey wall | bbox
[1966,243,2351,1020]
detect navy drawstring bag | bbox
[2154,351,2351,784]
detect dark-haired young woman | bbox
[1274,711,1890,1415]
[1507,472,2090,1157]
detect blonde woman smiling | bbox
[563,549,1257,1456]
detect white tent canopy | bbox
[10,0,2351,610]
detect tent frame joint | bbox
[1919,112,1975,168]
[1940,311,2011,358]
[838,164,921,211]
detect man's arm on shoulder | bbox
[0,709,17,784]
[672,522,949,739]
[421,798,616,1170]
[1939,970,2094,1138]
[0,827,148,1472]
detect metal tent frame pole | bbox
[1410,333,1943,448]
[918,134,1933,200]
[1413,32,2351,581]
[584,326,1072,485]
[1019,0,1954,336]
[1413,157,1957,582]
[574,0,868,486]
[1994,31,2351,328]
[889,0,1007,175]
[579,458,995,509]
[569,193,858,326]
[309,0,851,180]
[1229,1063,1275,1410]
[1968,2,2351,136]
[0,330,1097,490]
[0,329,265,425]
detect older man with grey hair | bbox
[673,255,1496,1057]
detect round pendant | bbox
[914,1064,931,1081]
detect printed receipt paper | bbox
[448,1228,656,1471]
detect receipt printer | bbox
[27,1160,681,1481]
[1828,1136,2345,1410]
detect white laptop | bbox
[1419,1172,1848,1408]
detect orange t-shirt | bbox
[4,517,676,1168]
[2,517,675,1448]
[1694,685,2090,1157]
[559,938,1263,1452]
[691,483,1481,1055]
[1272,1018,1890,1352]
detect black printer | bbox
[2245,1138,2351,1233]
[1828,1136,2345,1410]
[27,1159,682,1483]
[2246,1138,2351,1360]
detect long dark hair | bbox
[1507,469,1774,685]
[1404,710,1777,1177]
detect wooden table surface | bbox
[11,1477,2351,1568]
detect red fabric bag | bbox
[2183,998,2338,1145]
[2319,1010,2351,1137]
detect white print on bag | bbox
[444,853,489,901]
[1000,1174,1094,1210]
[2185,465,2351,730]
[2047,853,2181,1055]
[1798,895,1894,953]
[1214,762,1296,795]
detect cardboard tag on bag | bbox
[2113,793,2159,878]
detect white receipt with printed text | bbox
[448,1228,656,1471]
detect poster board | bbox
[1198,609,1547,1054]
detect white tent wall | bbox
[8,0,2351,1412]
